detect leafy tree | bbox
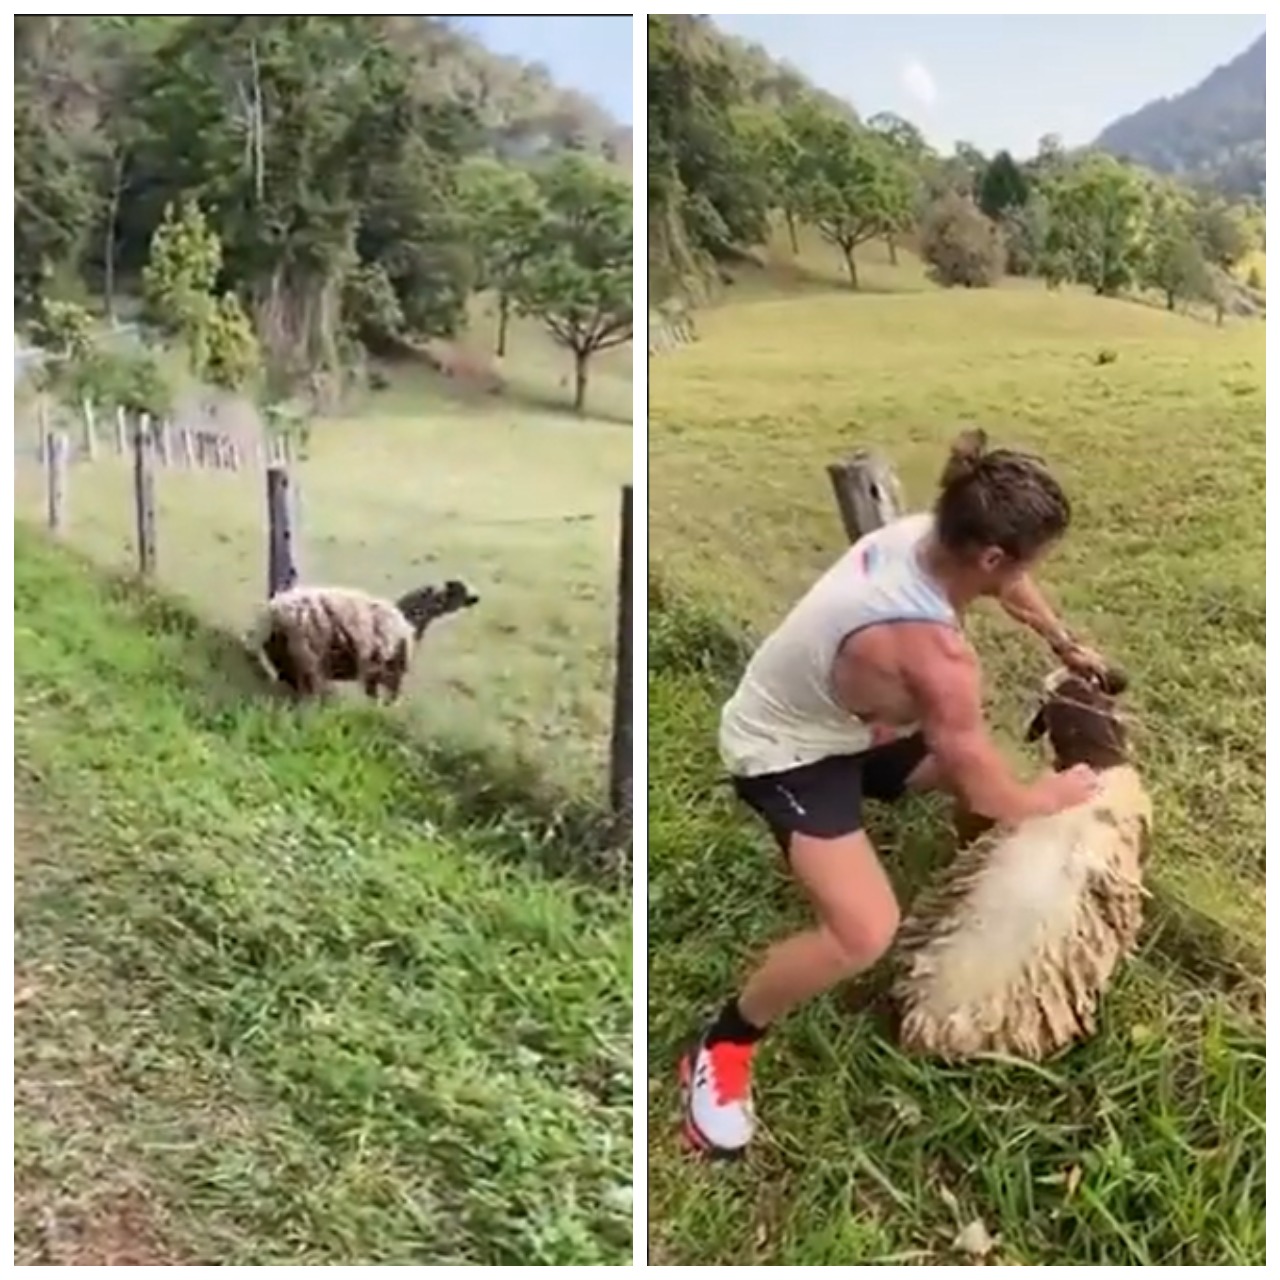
[867,111,932,263]
[1192,196,1251,271]
[515,156,632,414]
[648,15,770,267]
[978,151,1030,221]
[125,17,473,394]
[794,115,914,288]
[458,157,547,357]
[1043,155,1149,295]
[142,199,259,391]
[13,83,97,314]
[733,104,805,253]
[920,192,1005,288]
[1142,187,1212,311]
[1000,191,1052,277]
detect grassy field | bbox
[13,526,632,1265]
[646,238,1264,1265]
[15,311,632,793]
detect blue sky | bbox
[715,15,1265,158]
[452,16,633,125]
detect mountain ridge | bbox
[1093,34,1265,198]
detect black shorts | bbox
[731,732,929,853]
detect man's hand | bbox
[1027,763,1101,816]
[1000,574,1109,680]
[1053,637,1111,682]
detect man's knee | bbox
[827,895,901,972]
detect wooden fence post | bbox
[132,420,157,577]
[266,464,298,597]
[180,427,195,469]
[81,398,97,461]
[155,416,171,467]
[826,448,906,543]
[45,431,68,535]
[284,433,304,581]
[115,406,128,454]
[36,398,49,464]
[608,483,633,839]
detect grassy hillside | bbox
[13,527,631,1265]
[647,242,1264,1264]
[15,311,631,792]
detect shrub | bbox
[921,191,1005,288]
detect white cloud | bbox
[901,57,938,109]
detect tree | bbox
[13,81,97,314]
[515,156,632,415]
[867,111,932,263]
[142,198,259,391]
[978,151,1030,221]
[1192,196,1251,272]
[1000,191,1052,277]
[1143,189,1211,310]
[1043,155,1149,295]
[733,103,805,253]
[648,15,770,267]
[457,157,547,357]
[125,17,474,397]
[794,115,914,289]
[920,191,1005,288]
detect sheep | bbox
[890,666,1153,1062]
[249,579,479,703]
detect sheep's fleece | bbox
[891,765,1153,1061]
[249,585,415,684]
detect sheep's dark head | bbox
[1025,665,1130,771]
[397,579,480,639]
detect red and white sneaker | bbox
[679,1037,757,1157]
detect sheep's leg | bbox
[383,642,409,704]
[953,800,996,850]
[288,634,324,701]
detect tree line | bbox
[647,15,1263,311]
[16,15,632,417]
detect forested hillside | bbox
[15,15,632,415]
[647,15,1264,308]
[1095,35,1265,200]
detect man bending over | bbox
[681,429,1110,1157]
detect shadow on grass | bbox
[97,564,631,891]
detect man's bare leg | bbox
[737,828,900,1028]
[682,828,899,1156]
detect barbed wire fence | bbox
[15,377,633,842]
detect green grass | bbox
[646,244,1264,1265]
[13,526,631,1265]
[15,310,632,792]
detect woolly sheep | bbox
[891,666,1153,1062]
[249,579,479,703]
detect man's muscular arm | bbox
[898,626,1098,824]
[999,572,1110,679]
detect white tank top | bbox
[719,513,959,776]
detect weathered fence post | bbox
[608,483,633,839]
[180,427,195,469]
[81,398,97,461]
[155,416,171,467]
[132,420,157,577]
[266,464,298,597]
[284,433,304,581]
[45,431,68,535]
[36,398,49,464]
[115,406,128,454]
[826,448,906,543]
